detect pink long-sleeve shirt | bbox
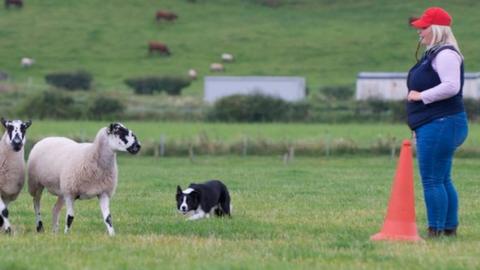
[420,49,463,104]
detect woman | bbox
[407,7,468,238]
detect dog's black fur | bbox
[176,180,231,220]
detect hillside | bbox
[1,0,479,95]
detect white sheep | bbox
[188,69,198,80]
[210,63,225,72]
[221,53,234,62]
[20,57,35,68]
[27,123,141,236]
[0,118,32,234]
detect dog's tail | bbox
[219,189,232,217]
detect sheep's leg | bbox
[33,189,44,232]
[52,196,64,233]
[64,195,74,234]
[99,193,115,236]
[0,198,11,234]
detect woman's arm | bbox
[420,49,462,104]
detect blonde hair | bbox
[428,25,462,55]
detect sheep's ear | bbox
[24,120,32,129]
[1,117,7,128]
[107,123,115,134]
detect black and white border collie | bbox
[176,180,231,221]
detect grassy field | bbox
[1,155,480,269]
[24,120,480,149]
[2,1,480,267]
[1,0,480,93]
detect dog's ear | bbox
[176,186,182,196]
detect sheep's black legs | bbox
[99,193,115,236]
[64,195,74,234]
[52,196,64,233]
[0,198,11,233]
[33,189,44,232]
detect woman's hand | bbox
[407,90,422,102]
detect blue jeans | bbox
[415,112,468,230]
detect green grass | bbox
[24,120,480,149]
[1,155,480,269]
[1,0,479,93]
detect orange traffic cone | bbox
[371,139,423,242]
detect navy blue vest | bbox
[406,45,464,130]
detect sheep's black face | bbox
[107,122,141,154]
[1,118,32,152]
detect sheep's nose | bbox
[127,142,141,154]
[134,143,141,151]
[12,142,22,152]
[11,136,23,151]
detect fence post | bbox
[189,143,194,163]
[325,132,331,157]
[242,136,248,156]
[160,134,165,157]
[390,136,397,160]
[154,140,159,158]
[289,145,295,162]
[80,129,86,142]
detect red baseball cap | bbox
[411,7,452,29]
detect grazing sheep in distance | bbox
[21,57,34,68]
[148,41,171,56]
[4,0,23,8]
[221,53,234,63]
[210,63,225,72]
[188,69,197,80]
[0,118,32,234]
[27,123,141,236]
[155,10,178,22]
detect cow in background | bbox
[155,10,178,22]
[148,42,171,56]
[5,0,23,8]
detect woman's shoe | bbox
[444,228,457,237]
[428,227,443,238]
